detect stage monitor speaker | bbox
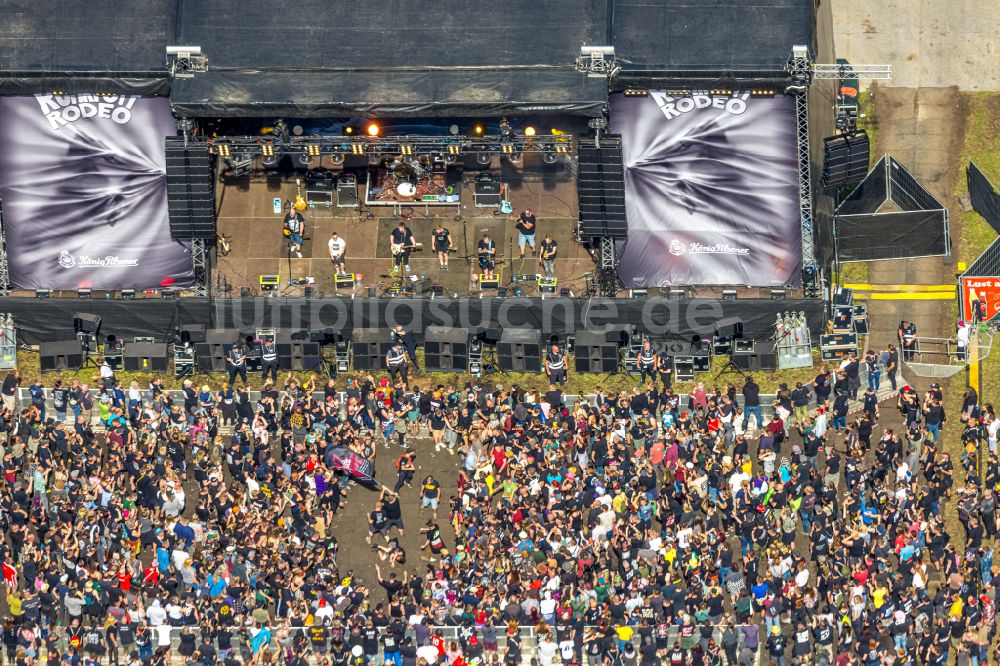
[673,356,695,381]
[424,326,470,372]
[732,354,753,371]
[821,130,870,188]
[734,339,755,353]
[73,312,102,334]
[692,354,711,373]
[753,342,778,371]
[497,328,542,372]
[39,340,83,371]
[276,342,323,371]
[165,137,216,239]
[574,330,619,373]
[123,342,169,372]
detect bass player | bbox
[390,221,418,274]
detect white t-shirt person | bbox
[328,234,346,264]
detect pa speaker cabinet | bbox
[195,343,227,372]
[351,329,391,370]
[424,326,469,372]
[40,340,83,371]
[124,342,169,372]
[498,328,542,372]
[277,342,323,371]
[754,341,778,371]
[181,324,207,344]
[73,312,102,334]
[574,330,619,373]
[673,356,695,381]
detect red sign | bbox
[961,276,1000,321]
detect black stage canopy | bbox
[0,0,815,114]
[0,0,174,95]
[0,297,825,345]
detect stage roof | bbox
[0,0,815,114]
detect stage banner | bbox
[0,95,193,289]
[609,92,801,287]
[961,276,1000,322]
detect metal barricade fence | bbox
[31,623,762,665]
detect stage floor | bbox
[214,155,592,297]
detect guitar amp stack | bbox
[336,174,358,208]
[474,173,501,208]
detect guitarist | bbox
[328,231,346,274]
[478,232,496,280]
[516,209,536,258]
[284,208,305,258]
[390,221,415,274]
[431,223,453,270]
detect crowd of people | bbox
[0,341,996,666]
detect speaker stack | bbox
[732,341,779,372]
[276,342,323,371]
[497,328,542,372]
[124,342,169,372]
[821,130,870,188]
[40,340,84,371]
[351,329,393,370]
[573,330,619,373]
[424,326,469,372]
[195,329,238,373]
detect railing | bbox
[25,623,762,664]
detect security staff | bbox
[898,320,918,362]
[635,339,657,384]
[656,350,673,388]
[392,325,420,373]
[386,341,409,385]
[545,343,567,385]
[226,343,247,385]
[260,339,279,383]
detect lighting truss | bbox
[204,133,573,160]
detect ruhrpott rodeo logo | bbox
[35,94,140,131]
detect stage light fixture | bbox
[507,152,522,164]
[261,143,274,157]
[121,289,135,300]
[262,155,278,167]
[447,145,461,155]
[473,124,485,136]
[351,144,365,155]
[331,153,345,164]
[366,123,380,137]
[476,153,491,165]
[77,289,92,299]
[624,89,649,96]
[216,143,231,157]
[770,289,786,301]
[298,154,311,165]
[450,124,460,135]
[307,144,321,156]
[400,145,414,156]
[542,151,557,164]
[524,126,536,137]
[344,126,354,135]
[162,289,177,299]
[722,290,738,300]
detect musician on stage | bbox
[478,232,496,280]
[431,223,453,270]
[284,208,305,258]
[390,221,415,274]
[226,343,248,385]
[328,231,346,274]
[539,233,558,279]
[545,342,568,385]
[516,209,537,258]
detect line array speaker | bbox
[821,130,870,188]
[166,137,216,239]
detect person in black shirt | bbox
[390,222,415,273]
[899,320,918,361]
[431,223,453,270]
[477,232,496,279]
[545,343,568,385]
[226,343,247,386]
[539,233,557,278]
[516,209,536,257]
[284,208,305,258]
[742,376,762,431]
[635,340,657,384]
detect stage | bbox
[213,153,592,298]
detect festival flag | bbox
[1,562,16,587]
